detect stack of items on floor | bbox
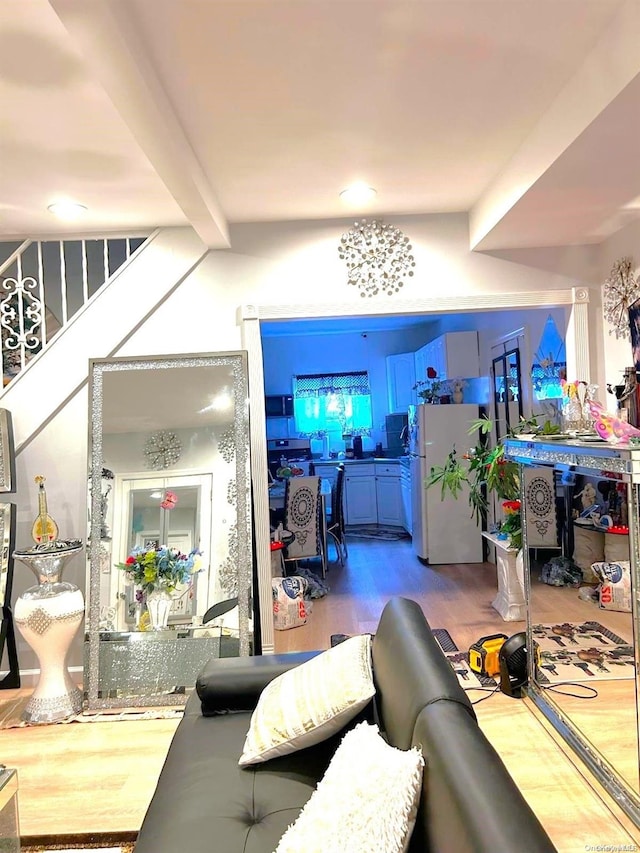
[271,524,329,631]
[133,597,556,853]
[541,520,632,614]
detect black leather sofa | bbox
[135,597,556,853]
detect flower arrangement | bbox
[414,366,444,404]
[497,500,522,551]
[116,545,203,594]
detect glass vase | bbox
[146,587,173,630]
[13,540,84,723]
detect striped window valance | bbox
[294,371,370,398]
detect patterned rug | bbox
[346,527,410,541]
[21,837,135,852]
[0,693,183,730]
[331,629,494,689]
[433,628,496,689]
[533,621,634,684]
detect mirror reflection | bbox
[511,438,640,818]
[86,353,252,710]
[531,314,566,404]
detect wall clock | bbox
[338,219,415,297]
[144,430,182,470]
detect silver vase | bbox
[146,586,173,630]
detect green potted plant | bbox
[426,413,561,549]
[426,416,522,548]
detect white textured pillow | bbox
[238,634,374,767]
[275,722,424,853]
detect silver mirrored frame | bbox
[505,437,640,829]
[0,410,15,494]
[85,352,253,709]
[0,502,19,688]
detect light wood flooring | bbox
[2,535,639,850]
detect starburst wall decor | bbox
[603,257,639,339]
[338,219,415,297]
[144,430,182,469]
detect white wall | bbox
[8,213,599,672]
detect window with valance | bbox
[293,371,373,438]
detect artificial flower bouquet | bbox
[497,500,522,551]
[414,366,444,403]
[116,545,203,593]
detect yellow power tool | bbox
[469,633,508,678]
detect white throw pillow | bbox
[238,634,374,767]
[275,722,424,853]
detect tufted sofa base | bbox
[134,597,556,853]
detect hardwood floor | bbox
[2,535,639,849]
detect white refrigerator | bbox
[407,403,483,564]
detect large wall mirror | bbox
[86,353,253,709]
[506,438,640,828]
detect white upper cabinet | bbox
[415,331,479,382]
[386,352,416,413]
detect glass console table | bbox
[0,767,19,852]
[504,436,640,830]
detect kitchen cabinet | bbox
[313,461,341,485]
[386,352,416,413]
[344,462,403,527]
[344,464,377,525]
[400,458,412,535]
[375,463,403,527]
[415,331,480,383]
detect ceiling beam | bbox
[49,0,230,248]
[469,0,640,252]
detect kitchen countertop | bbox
[314,457,403,464]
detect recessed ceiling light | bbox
[339,183,377,205]
[47,200,88,220]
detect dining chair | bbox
[326,464,347,565]
[282,475,326,578]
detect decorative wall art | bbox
[144,430,183,470]
[603,257,639,340]
[338,219,415,297]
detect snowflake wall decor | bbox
[603,257,639,339]
[338,219,415,297]
[143,430,182,469]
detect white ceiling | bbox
[2,0,638,250]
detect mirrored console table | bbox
[504,436,640,829]
[85,626,240,704]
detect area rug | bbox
[331,629,493,689]
[0,694,183,730]
[533,621,634,684]
[21,835,135,852]
[433,628,495,689]
[346,527,410,541]
[23,846,134,853]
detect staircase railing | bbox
[0,235,149,387]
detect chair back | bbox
[283,475,322,559]
[330,464,345,526]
